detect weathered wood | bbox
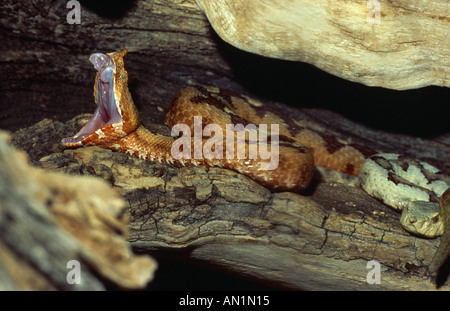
[11,111,449,290]
[2,0,447,134]
[2,0,449,290]
[0,0,227,132]
[196,0,450,90]
[0,131,156,290]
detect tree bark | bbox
[1,0,448,132]
[196,0,450,90]
[10,108,450,290]
[0,131,156,290]
[1,0,449,290]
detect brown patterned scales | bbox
[62,49,370,191]
[62,49,450,280]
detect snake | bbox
[359,153,450,275]
[61,49,449,278]
[61,49,373,191]
[430,188,450,274]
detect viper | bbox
[61,49,371,191]
[62,49,449,281]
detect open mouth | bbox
[61,53,123,144]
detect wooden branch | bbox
[11,112,448,290]
[0,131,156,290]
[195,0,450,90]
[2,0,449,290]
[0,0,227,131]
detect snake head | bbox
[62,49,140,147]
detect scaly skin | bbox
[62,49,376,191]
[62,49,449,283]
[430,188,450,274]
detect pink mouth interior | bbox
[62,53,122,144]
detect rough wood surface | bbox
[2,0,448,133]
[1,0,449,290]
[196,0,450,90]
[9,107,450,290]
[1,0,224,132]
[0,130,156,290]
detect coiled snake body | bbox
[62,49,449,280]
[61,49,371,191]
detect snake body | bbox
[62,49,449,278]
[359,154,449,212]
[61,49,372,191]
[360,153,450,276]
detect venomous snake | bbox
[61,49,449,280]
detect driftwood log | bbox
[195,0,450,90]
[1,0,449,290]
[0,131,156,290]
[9,107,450,290]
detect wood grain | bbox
[10,111,448,290]
[196,0,450,90]
[2,0,449,290]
